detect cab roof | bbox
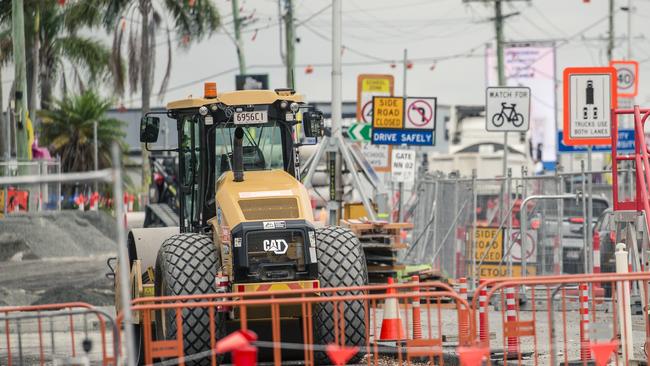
[166,89,304,110]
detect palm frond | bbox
[163,0,220,46]
[63,1,105,34]
[57,35,112,82]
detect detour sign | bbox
[477,264,536,278]
[474,227,503,262]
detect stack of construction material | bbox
[340,219,413,283]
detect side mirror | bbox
[302,110,324,139]
[140,116,160,143]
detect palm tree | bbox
[38,90,127,173]
[0,1,117,111]
[104,0,220,190]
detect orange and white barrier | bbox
[411,275,422,339]
[505,286,519,355]
[579,283,591,361]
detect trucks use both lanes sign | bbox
[486,87,531,132]
[563,67,617,146]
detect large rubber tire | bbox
[314,226,368,365]
[154,233,226,365]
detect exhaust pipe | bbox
[233,127,244,182]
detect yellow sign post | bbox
[372,96,404,129]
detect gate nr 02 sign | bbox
[486,87,530,132]
[391,149,415,183]
[563,67,617,146]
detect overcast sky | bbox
[3,0,650,109]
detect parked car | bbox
[532,196,610,274]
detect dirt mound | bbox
[0,211,117,260]
[32,286,113,306]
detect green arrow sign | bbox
[347,123,372,142]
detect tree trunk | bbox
[139,0,152,193]
[0,59,6,161]
[40,65,53,111]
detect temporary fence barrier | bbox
[121,280,475,366]
[406,166,620,286]
[471,272,650,366]
[0,302,119,366]
[0,159,62,213]
[0,144,136,366]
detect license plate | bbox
[234,111,268,124]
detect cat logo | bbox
[263,239,288,255]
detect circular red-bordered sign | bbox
[407,100,433,127]
[361,101,373,123]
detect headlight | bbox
[290,102,300,113]
[199,106,209,116]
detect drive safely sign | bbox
[372,129,434,146]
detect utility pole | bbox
[231,0,246,75]
[495,0,507,177]
[284,0,296,89]
[12,0,30,163]
[626,0,631,59]
[0,58,6,162]
[608,0,614,61]
[329,0,342,225]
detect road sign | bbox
[476,263,536,278]
[404,97,437,130]
[360,144,391,172]
[372,96,404,129]
[391,149,415,183]
[485,87,531,132]
[563,67,617,146]
[357,74,394,123]
[235,74,269,90]
[347,123,372,142]
[509,229,537,263]
[558,129,635,153]
[372,129,434,146]
[474,227,503,262]
[610,60,638,98]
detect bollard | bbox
[615,243,633,362]
[458,277,469,340]
[593,231,601,274]
[478,280,488,344]
[411,275,422,339]
[579,283,591,361]
[505,286,519,355]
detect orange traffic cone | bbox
[379,277,405,341]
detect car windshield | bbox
[215,122,284,178]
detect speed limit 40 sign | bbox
[610,60,639,98]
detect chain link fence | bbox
[404,166,617,284]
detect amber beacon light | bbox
[204,82,218,98]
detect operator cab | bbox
[140,85,324,233]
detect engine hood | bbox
[216,170,314,228]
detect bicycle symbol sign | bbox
[485,86,531,132]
